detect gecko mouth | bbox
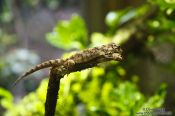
[113,53,123,61]
[104,52,123,62]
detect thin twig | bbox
[45,70,62,116]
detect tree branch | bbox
[44,43,123,116]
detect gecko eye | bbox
[118,46,123,52]
[117,46,121,50]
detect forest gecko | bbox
[13,43,123,86]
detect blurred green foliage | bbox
[0,29,16,51]
[0,88,13,110]
[23,0,59,10]
[0,0,12,23]
[46,15,88,50]
[0,48,41,90]
[0,29,41,89]
[0,29,16,88]
[0,0,59,24]
[2,68,166,116]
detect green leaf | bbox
[149,0,175,9]
[0,88,13,110]
[46,14,88,50]
[138,84,167,112]
[105,8,136,28]
[90,32,111,47]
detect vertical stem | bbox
[45,69,62,116]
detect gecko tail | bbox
[12,75,26,87]
[12,68,37,86]
[12,66,49,87]
[12,59,62,87]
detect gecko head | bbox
[109,43,123,53]
[104,43,123,61]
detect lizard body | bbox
[13,43,123,86]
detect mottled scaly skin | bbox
[68,43,122,63]
[13,43,123,86]
[13,59,64,86]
